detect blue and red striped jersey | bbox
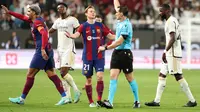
[77,22,110,61]
[30,17,50,52]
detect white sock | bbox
[63,73,79,92]
[154,77,166,103]
[178,78,195,102]
[62,80,71,99]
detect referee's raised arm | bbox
[114,0,120,12]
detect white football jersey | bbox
[164,16,182,57]
[52,16,80,52]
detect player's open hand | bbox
[1,5,9,14]
[162,52,167,63]
[98,46,105,53]
[41,49,49,60]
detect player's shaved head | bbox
[161,4,170,10]
[159,4,171,20]
[57,2,68,9]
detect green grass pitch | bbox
[0,69,199,112]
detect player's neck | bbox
[166,14,171,20]
[87,18,95,24]
[61,13,68,19]
[119,16,127,22]
[31,16,37,21]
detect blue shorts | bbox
[82,58,105,77]
[29,49,55,71]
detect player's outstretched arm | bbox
[114,0,120,12]
[98,35,124,52]
[107,33,116,40]
[48,28,57,34]
[106,35,124,49]
[1,5,31,23]
[66,31,81,39]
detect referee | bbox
[98,0,140,109]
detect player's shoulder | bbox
[35,17,44,23]
[95,21,102,25]
[167,16,179,25]
[122,19,132,29]
[34,17,44,26]
[68,16,77,19]
[67,16,78,21]
[54,18,61,22]
[95,22,104,27]
[168,16,178,22]
[124,19,131,25]
[81,22,88,27]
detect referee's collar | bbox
[118,18,129,23]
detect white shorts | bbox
[160,57,182,75]
[56,50,75,69]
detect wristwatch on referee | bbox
[105,46,108,50]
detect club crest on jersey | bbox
[97,29,100,33]
[87,36,92,41]
[86,30,90,33]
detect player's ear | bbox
[85,12,87,16]
[64,7,67,11]
[32,11,36,16]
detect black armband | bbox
[105,46,108,50]
[122,35,128,39]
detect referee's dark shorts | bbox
[110,49,133,74]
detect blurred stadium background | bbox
[0,0,200,112]
[0,0,200,69]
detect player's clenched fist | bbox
[98,46,106,53]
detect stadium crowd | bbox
[0,0,200,31]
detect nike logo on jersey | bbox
[86,30,90,33]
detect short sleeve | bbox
[72,17,80,28]
[34,20,44,28]
[77,24,83,33]
[120,23,129,36]
[52,20,57,29]
[168,20,176,33]
[102,24,110,37]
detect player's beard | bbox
[161,14,166,21]
[60,12,66,17]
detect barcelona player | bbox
[1,4,69,105]
[66,5,115,107]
